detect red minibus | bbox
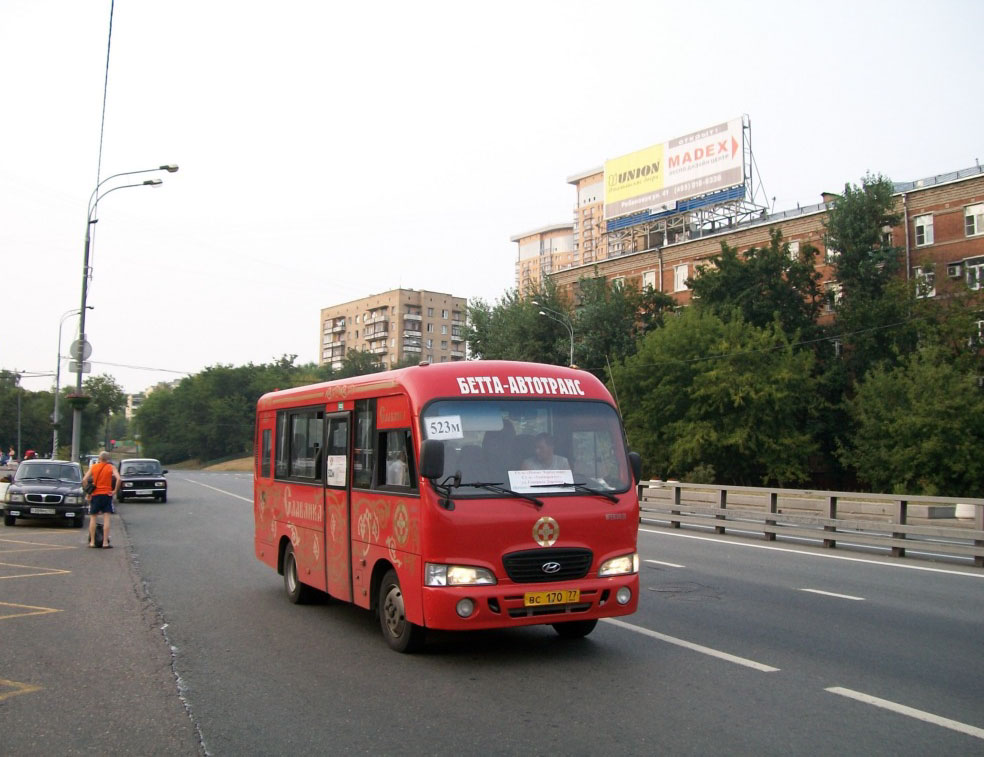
[253,360,642,652]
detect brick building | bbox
[319,289,467,371]
[547,165,984,307]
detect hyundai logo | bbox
[541,561,562,574]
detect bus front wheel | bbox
[379,569,425,653]
[552,619,598,639]
[283,543,316,605]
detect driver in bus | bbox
[522,433,570,471]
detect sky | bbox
[2,0,982,395]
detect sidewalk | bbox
[0,514,201,755]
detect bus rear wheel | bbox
[552,619,598,639]
[379,569,425,653]
[283,543,316,604]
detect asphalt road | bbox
[3,471,983,755]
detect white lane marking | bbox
[826,687,984,740]
[180,478,252,503]
[799,588,865,601]
[645,559,686,568]
[602,618,780,672]
[639,528,984,579]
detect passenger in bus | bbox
[522,433,570,471]
[386,450,410,486]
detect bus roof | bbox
[256,361,615,412]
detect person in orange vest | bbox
[82,451,121,548]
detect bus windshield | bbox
[421,398,631,496]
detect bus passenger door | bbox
[323,412,352,602]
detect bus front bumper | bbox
[421,574,639,631]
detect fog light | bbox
[456,598,475,618]
[616,587,632,605]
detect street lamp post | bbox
[532,301,575,367]
[70,165,177,462]
[53,306,93,457]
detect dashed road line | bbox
[0,678,42,702]
[645,559,685,568]
[799,588,865,601]
[826,686,984,740]
[602,617,781,672]
[180,477,252,503]
[639,528,984,578]
[0,601,62,620]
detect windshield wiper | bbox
[459,481,544,509]
[530,481,619,503]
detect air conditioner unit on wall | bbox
[947,263,962,278]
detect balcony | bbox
[450,334,464,343]
[324,338,345,348]
[369,345,388,355]
[365,331,388,343]
[451,350,465,358]
[403,345,422,353]
[332,323,346,333]
[365,313,389,324]
[404,312,422,321]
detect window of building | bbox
[642,270,657,290]
[612,276,625,290]
[441,324,448,335]
[824,281,842,312]
[427,354,434,363]
[426,323,434,333]
[442,309,449,318]
[426,338,433,349]
[673,264,689,292]
[787,240,800,260]
[427,307,434,317]
[356,314,361,323]
[914,266,936,298]
[914,215,934,247]
[966,204,984,237]
[825,245,841,264]
[441,340,448,349]
[966,257,984,290]
[440,356,448,362]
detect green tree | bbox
[842,345,984,496]
[464,283,570,365]
[611,307,818,486]
[572,274,674,377]
[689,228,823,339]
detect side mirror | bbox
[628,452,642,484]
[419,439,445,480]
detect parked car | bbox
[3,459,87,527]
[118,458,168,503]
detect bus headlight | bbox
[599,553,639,576]
[425,563,497,586]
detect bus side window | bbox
[261,429,271,478]
[379,429,415,490]
[275,412,289,478]
[353,399,376,489]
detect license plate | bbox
[134,490,154,495]
[523,589,580,607]
[30,507,56,515]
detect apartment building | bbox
[549,165,984,308]
[511,223,575,292]
[319,289,467,371]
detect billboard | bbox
[604,118,744,220]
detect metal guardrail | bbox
[638,481,984,567]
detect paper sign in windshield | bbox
[508,468,574,493]
[425,415,464,440]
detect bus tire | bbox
[379,568,425,653]
[283,543,316,605]
[552,619,598,639]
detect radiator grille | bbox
[502,548,592,583]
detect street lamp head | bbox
[160,164,179,173]
[143,179,163,186]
